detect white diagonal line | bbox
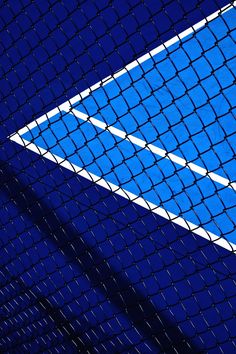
[10,132,236,252]
[70,108,236,191]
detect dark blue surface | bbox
[1,1,236,353]
[0,0,230,139]
[1,138,236,352]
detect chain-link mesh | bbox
[1,1,236,353]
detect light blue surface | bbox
[22,8,236,245]
[75,9,236,182]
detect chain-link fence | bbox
[1,1,236,353]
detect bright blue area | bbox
[22,8,236,245]
[22,109,236,244]
[75,9,236,182]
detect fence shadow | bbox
[0,161,199,353]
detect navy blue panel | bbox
[0,0,230,139]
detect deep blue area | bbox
[0,0,230,139]
[1,1,236,353]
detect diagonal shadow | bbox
[0,269,87,353]
[0,161,199,353]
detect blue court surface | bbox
[1,0,236,353]
[18,6,236,246]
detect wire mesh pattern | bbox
[1,1,236,353]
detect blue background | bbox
[1,1,236,353]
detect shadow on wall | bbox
[0,161,199,353]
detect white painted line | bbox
[69,108,235,190]
[10,132,236,252]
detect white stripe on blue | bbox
[11,3,236,251]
